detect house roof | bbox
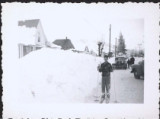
[18,19,40,28]
[53,39,75,50]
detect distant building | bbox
[84,46,89,52]
[90,50,97,56]
[53,37,75,50]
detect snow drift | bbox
[14,48,103,103]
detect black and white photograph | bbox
[2,3,159,119]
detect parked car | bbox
[131,60,144,79]
[112,56,127,69]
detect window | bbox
[38,37,40,42]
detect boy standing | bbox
[97,55,113,103]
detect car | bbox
[112,56,127,69]
[131,60,144,79]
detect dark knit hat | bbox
[104,54,108,58]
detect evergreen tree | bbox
[117,33,126,54]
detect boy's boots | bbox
[100,93,105,103]
[105,93,110,103]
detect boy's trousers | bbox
[101,75,111,94]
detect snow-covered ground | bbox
[3,47,144,104]
[110,69,144,103]
[85,61,144,104]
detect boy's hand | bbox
[97,64,101,71]
[97,65,100,71]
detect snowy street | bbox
[6,48,144,104]
[110,69,144,103]
[85,68,144,103]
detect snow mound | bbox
[134,57,144,64]
[16,48,103,103]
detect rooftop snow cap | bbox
[18,19,40,28]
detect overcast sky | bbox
[3,3,144,50]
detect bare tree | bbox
[98,41,104,56]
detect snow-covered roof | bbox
[53,39,75,50]
[47,41,61,48]
[17,26,37,45]
[18,19,40,28]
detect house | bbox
[53,37,75,50]
[18,19,47,47]
[18,19,54,58]
[84,46,89,53]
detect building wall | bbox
[18,44,24,58]
[18,44,42,58]
[35,21,47,46]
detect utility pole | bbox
[115,38,117,57]
[109,24,111,53]
[138,44,142,57]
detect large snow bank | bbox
[72,40,98,54]
[14,48,103,103]
[134,57,144,64]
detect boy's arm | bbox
[97,64,102,72]
[110,63,113,72]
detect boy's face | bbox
[104,57,108,62]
